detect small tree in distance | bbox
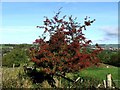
[29,9,103,87]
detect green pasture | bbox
[68,64,120,87]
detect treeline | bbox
[1,44,32,47]
[98,50,120,67]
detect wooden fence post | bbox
[103,80,107,88]
[59,76,61,88]
[13,64,15,69]
[106,73,112,88]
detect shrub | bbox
[28,9,102,87]
[2,47,28,67]
[97,50,111,64]
[108,51,120,67]
[98,50,120,67]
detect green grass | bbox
[66,63,119,88]
[2,66,52,88]
[80,65,118,80]
[1,45,13,49]
[78,64,119,88]
[2,67,33,88]
[2,63,120,88]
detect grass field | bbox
[65,63,119,88]
[78,63,119,88]
[2,63,120,88]
[2,67,33,88]
[0,45,13,49]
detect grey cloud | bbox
[93,37,110,43]
[99,26,118,37]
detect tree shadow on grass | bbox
[24,66,56,88]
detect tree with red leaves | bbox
[29,10,102,87]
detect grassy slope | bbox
[80,64,118,79]
[79,63,119,87]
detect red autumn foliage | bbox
[29,11,102,76]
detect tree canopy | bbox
[29,10,102,84]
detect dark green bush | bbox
[14,63,20,67]
[107,51,120,67]
[97,50,111,64]
[98,50,119,67]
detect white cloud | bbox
[90,26,118,44]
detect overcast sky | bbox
[1,2,118,44]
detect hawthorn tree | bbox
[29,10,102,87]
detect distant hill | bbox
[90,44,119,49]
[0,44,119,49]
[99,44,119,48]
